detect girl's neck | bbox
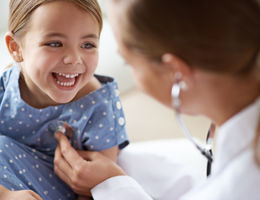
[19,74,55,108]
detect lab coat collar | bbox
[213,97,260,174]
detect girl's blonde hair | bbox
[115,0,260,164]
[9,0,103,38]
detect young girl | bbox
[0,0,129,199]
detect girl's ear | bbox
[5,32,23,62]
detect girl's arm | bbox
[0,184,42,200]
[99,146,119,162]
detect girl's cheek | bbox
[88,55,99,69]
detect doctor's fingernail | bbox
[57,126,66,134]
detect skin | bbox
[2,1,118,199]
[53,0,260,197]
[0,185,42,200]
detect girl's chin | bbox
[50,82,80,104]
[48,92,77,105]
[53,96,75,104]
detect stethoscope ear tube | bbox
[171,82,214,164]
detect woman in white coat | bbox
[53,0,260,199]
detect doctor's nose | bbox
[63,49,83,65]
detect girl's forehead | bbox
[32,1,91,21]
[28,1,99,35]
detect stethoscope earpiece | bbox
[171,82,181,109]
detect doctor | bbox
[53,0,260,199]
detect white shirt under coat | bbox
[92,98,260,200]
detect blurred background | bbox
[0,0,210,143]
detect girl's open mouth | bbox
[52,72,81,88]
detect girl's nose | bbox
[63,49,83,65]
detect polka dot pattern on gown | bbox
[0,64,129,199]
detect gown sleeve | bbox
[77,79,129,151]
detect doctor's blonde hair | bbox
[8,0,103,38]
[113,0,260,165]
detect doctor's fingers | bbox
[54,159,92,197]
[54,145,93,194]
[54,143,87,182]
[54,144,73,177]
[54,131,85,165]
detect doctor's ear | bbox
[5,32,23,63]
[161,53,193,77]
[161,53,195,85]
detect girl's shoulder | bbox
[78,76,102,98]
[74,74,119,103]
[86,74,119,100]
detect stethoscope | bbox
[171,76,215,176]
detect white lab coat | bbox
[92,98,260,200]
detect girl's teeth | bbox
[58,73,79,78]
[56,80,75,86]
[54,72,79,87]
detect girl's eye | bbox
[81,43,96,49]
[46,42,63,47]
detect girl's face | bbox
[18,1,100,107]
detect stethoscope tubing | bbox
[175,112,213,162]
[171,82,214,163]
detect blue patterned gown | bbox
[0,64,129,199]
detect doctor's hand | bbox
[54,131,126,197]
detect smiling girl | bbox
[0,0,128,199]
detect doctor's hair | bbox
[8,0,103,38]
[113,0,260,164]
